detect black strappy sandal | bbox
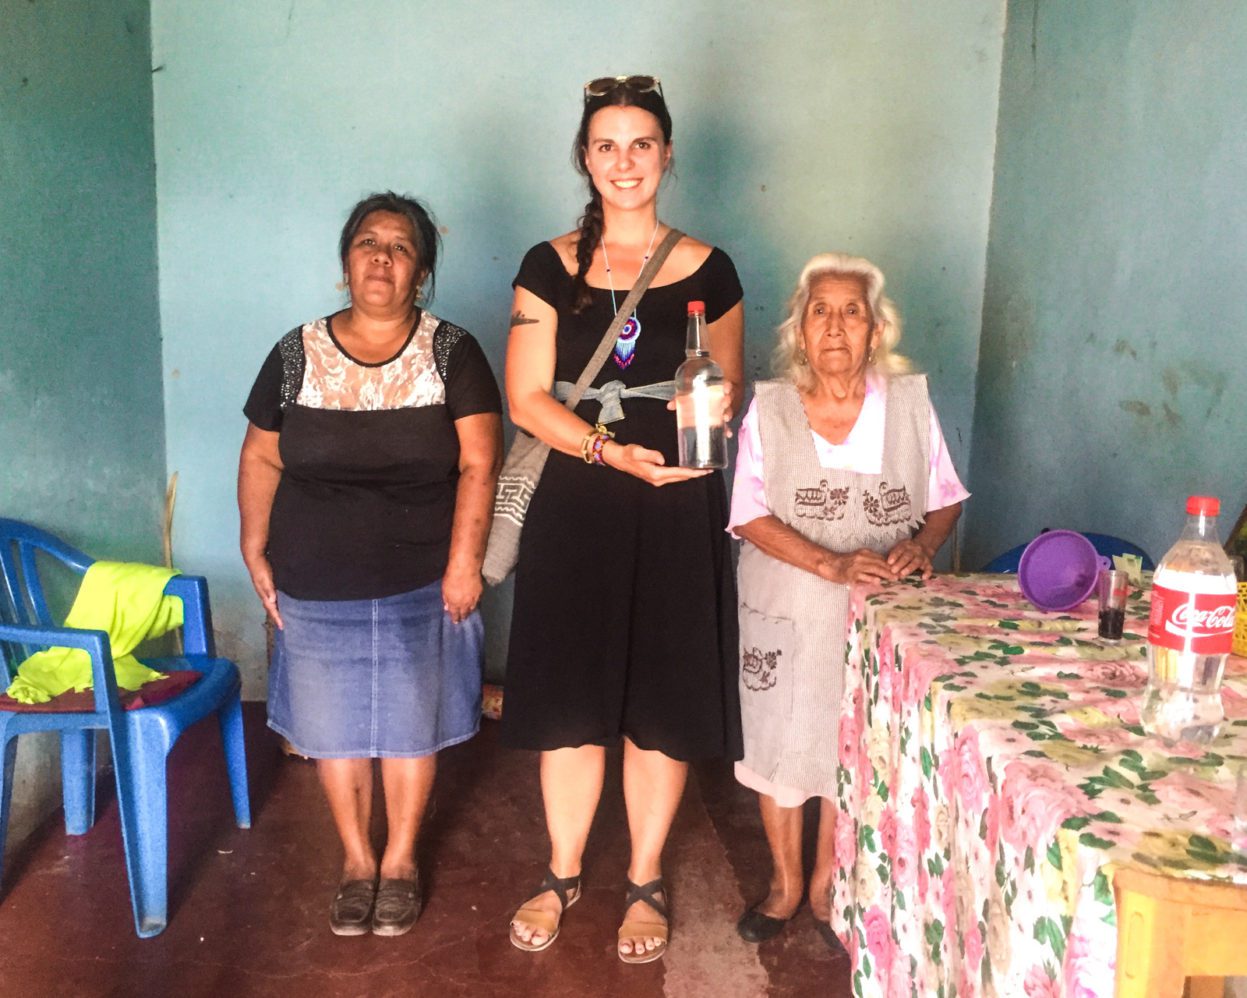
[618,877,669,964]
[508,868,582,952]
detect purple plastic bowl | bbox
[1017,530,1101,612]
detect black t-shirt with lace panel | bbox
[243,310,501,601]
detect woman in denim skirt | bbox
[238,191,502,936]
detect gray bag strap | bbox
[559,227,684,413]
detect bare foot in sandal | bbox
[509,869,581,952]
[618,877,669,964]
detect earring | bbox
[335,274,348,292]
[798,350,808,366]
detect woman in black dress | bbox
[501,76,743,963]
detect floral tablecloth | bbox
[832,573,1247,998]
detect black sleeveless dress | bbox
[500,242,744,762]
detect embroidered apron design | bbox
[862,481,913,526]
[742,645,782,692]
[794,480,849,521]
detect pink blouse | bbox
[727,375,970,536]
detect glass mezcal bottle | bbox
[674,300,727,469]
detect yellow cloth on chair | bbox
[5,561,184,704]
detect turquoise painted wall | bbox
[150,0,1005,688]
[1,0,165,851]
[966,0,1247,567]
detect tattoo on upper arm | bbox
[510,310,538,327]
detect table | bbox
[832,573,1247,998]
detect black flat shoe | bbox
[329,879,377,936]
[372,876,422,937]
[816,918,847,956]
[736,904,794,943]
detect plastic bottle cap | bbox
[1186,495,1220,516]
[687,300,706,315]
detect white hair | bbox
[773,252,911,391]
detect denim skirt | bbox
[268,580,482,758]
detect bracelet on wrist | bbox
[591,434,608,465]
[581,423,615,466]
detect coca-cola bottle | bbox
[674,300,727,469]
[1142,495,1238,743]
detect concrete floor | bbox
[0,705,848,997]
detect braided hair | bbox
[570,84,673,314]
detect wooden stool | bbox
[1114,865,1247,997]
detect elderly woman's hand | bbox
[442,563,483,624]
[886,537,935,580]
[816,549,900,585]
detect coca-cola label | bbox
[1148,584,1236,654]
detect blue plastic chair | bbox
[981,530,1154,573]
[0,518,250,937]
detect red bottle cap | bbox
[1186,495,1220,516]
[687,300,706,315]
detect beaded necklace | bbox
[601,220,660,369]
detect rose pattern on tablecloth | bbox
[832,574,1247,997]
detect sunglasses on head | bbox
[583,75,664,101]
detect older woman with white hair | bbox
[729,252,968,949]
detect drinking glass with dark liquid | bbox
[1097,568,1129,640]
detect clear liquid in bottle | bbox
[1142,496,1237,743]
[674,300,727,469]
